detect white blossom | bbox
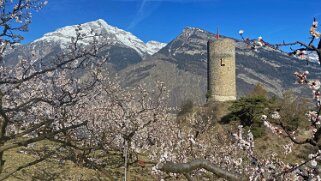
[311,159,318,167]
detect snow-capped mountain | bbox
[34,19,166,56]
[145,41,167,55]
[5,19,167,71]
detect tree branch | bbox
[0,121,87,153]
[278,121,317,146]
[158,159,247,181]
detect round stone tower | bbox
[207,38,236,102]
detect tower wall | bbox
[207,38,236,102]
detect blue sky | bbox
[23,0,321,45]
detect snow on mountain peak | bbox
[146,41,167,55]
[33,19,166,56]
[33,19,107,47]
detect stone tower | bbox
[207,38,236,102]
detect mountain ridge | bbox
[5,19,321,107]
[118,26,321,106]
[33,19,166,56]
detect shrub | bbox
[276,91,310,131]
[228,95,271,126]
[227,94,277,138]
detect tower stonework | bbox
[207,38,236,102]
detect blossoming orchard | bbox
[0,0,321,181]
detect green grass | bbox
[2,141,155,181]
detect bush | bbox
[226,94,276,138]
[228,95,272,126]
[276,91,310,131]
[226,89,310,138]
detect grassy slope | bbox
[4,144,154,181]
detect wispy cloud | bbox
[126,0,216,30]
[127,0,161,30]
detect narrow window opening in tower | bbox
[220,58,225,66]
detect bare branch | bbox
[0,121,87,153]
[158,159,247,181]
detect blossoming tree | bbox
[0,0,111,180]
